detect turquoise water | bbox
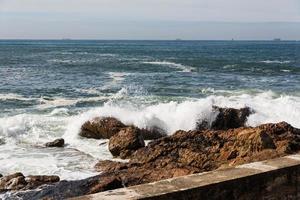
[0,40,299,179]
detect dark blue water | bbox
[1,40,299,103]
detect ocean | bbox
[0,40,299,180]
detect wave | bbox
[63,91,300,140]
[260,60,291,64]
[108,72,131,82]
[1,91,300,179]
[142,61,196,72]
[0,93,33,101]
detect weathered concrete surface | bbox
[72,154,300,200]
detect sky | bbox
[0,0,300,40]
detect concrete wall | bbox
[73,154,300,200]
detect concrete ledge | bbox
[72,154,300,200]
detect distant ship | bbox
[273,38,281,41]
[62,38,72,41]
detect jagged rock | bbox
[25,175,60,189]
[45,138,65,147]
[7,122,300,200]
[139,127,167,140]
[80,117,166,140]
[0,173,26,191]
[79,117,126,139]
[197,106,253,130]
[0,173,60,192]
[109,127,145,158]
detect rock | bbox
[80,117,126,139]
[45,138,65,147]
[0,173,26,191]
[0,173,60,192]
[109,127,145,158]
[197,106,253,130]
[7,122,300,200]
[25,175,60,189]
[139,127,167,140]
[0,174,2,178]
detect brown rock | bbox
[0,173,26,191]
[45,138,65,147]
[79,117,126,139]
[87,176,123,194]
[25,175,60,189]
[197,106,253,130]
[97,121,300,189]
[109,127,145,158]
[211,106,252,130]
[0,173,60,192]
[139,127,167,140]
[7,122,300,199]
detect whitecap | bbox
[260,60,291,64]
[108,72,131,82]
[281,69,291,72]
[0,93,34,101]
[143,61,196,72]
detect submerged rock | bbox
[8,122,300,200]
[80,117,126,139]
[197,106,253,130]
[45,138,65,148]
[109,127,145,158]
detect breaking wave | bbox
[142,61,196,72]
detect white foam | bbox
[143,61,196,72]
[260,60,291,64]
[108,72,131,82]
[1,91,300,180]
[37,96,109,109]
[0,93,33,101]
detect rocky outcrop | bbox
[197,106,252,130]
[139,127,167,140]
[8,122,300,200]
[0,173,59,192]
[80,117,126,139]
[80,117,167,140]
[45,138,65,147]
[95,122,300,188]
[109,127,145,159]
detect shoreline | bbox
[1,106,300,199]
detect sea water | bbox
[0,40,299,180]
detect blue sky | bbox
[0,0,300,39]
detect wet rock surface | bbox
[45,138,65,148]
[109,127,145,159]
[197,106,253,130]
[0,173,60,192]
[80,117,167,140]
[8,121,300,200]
[79,117,126,139]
